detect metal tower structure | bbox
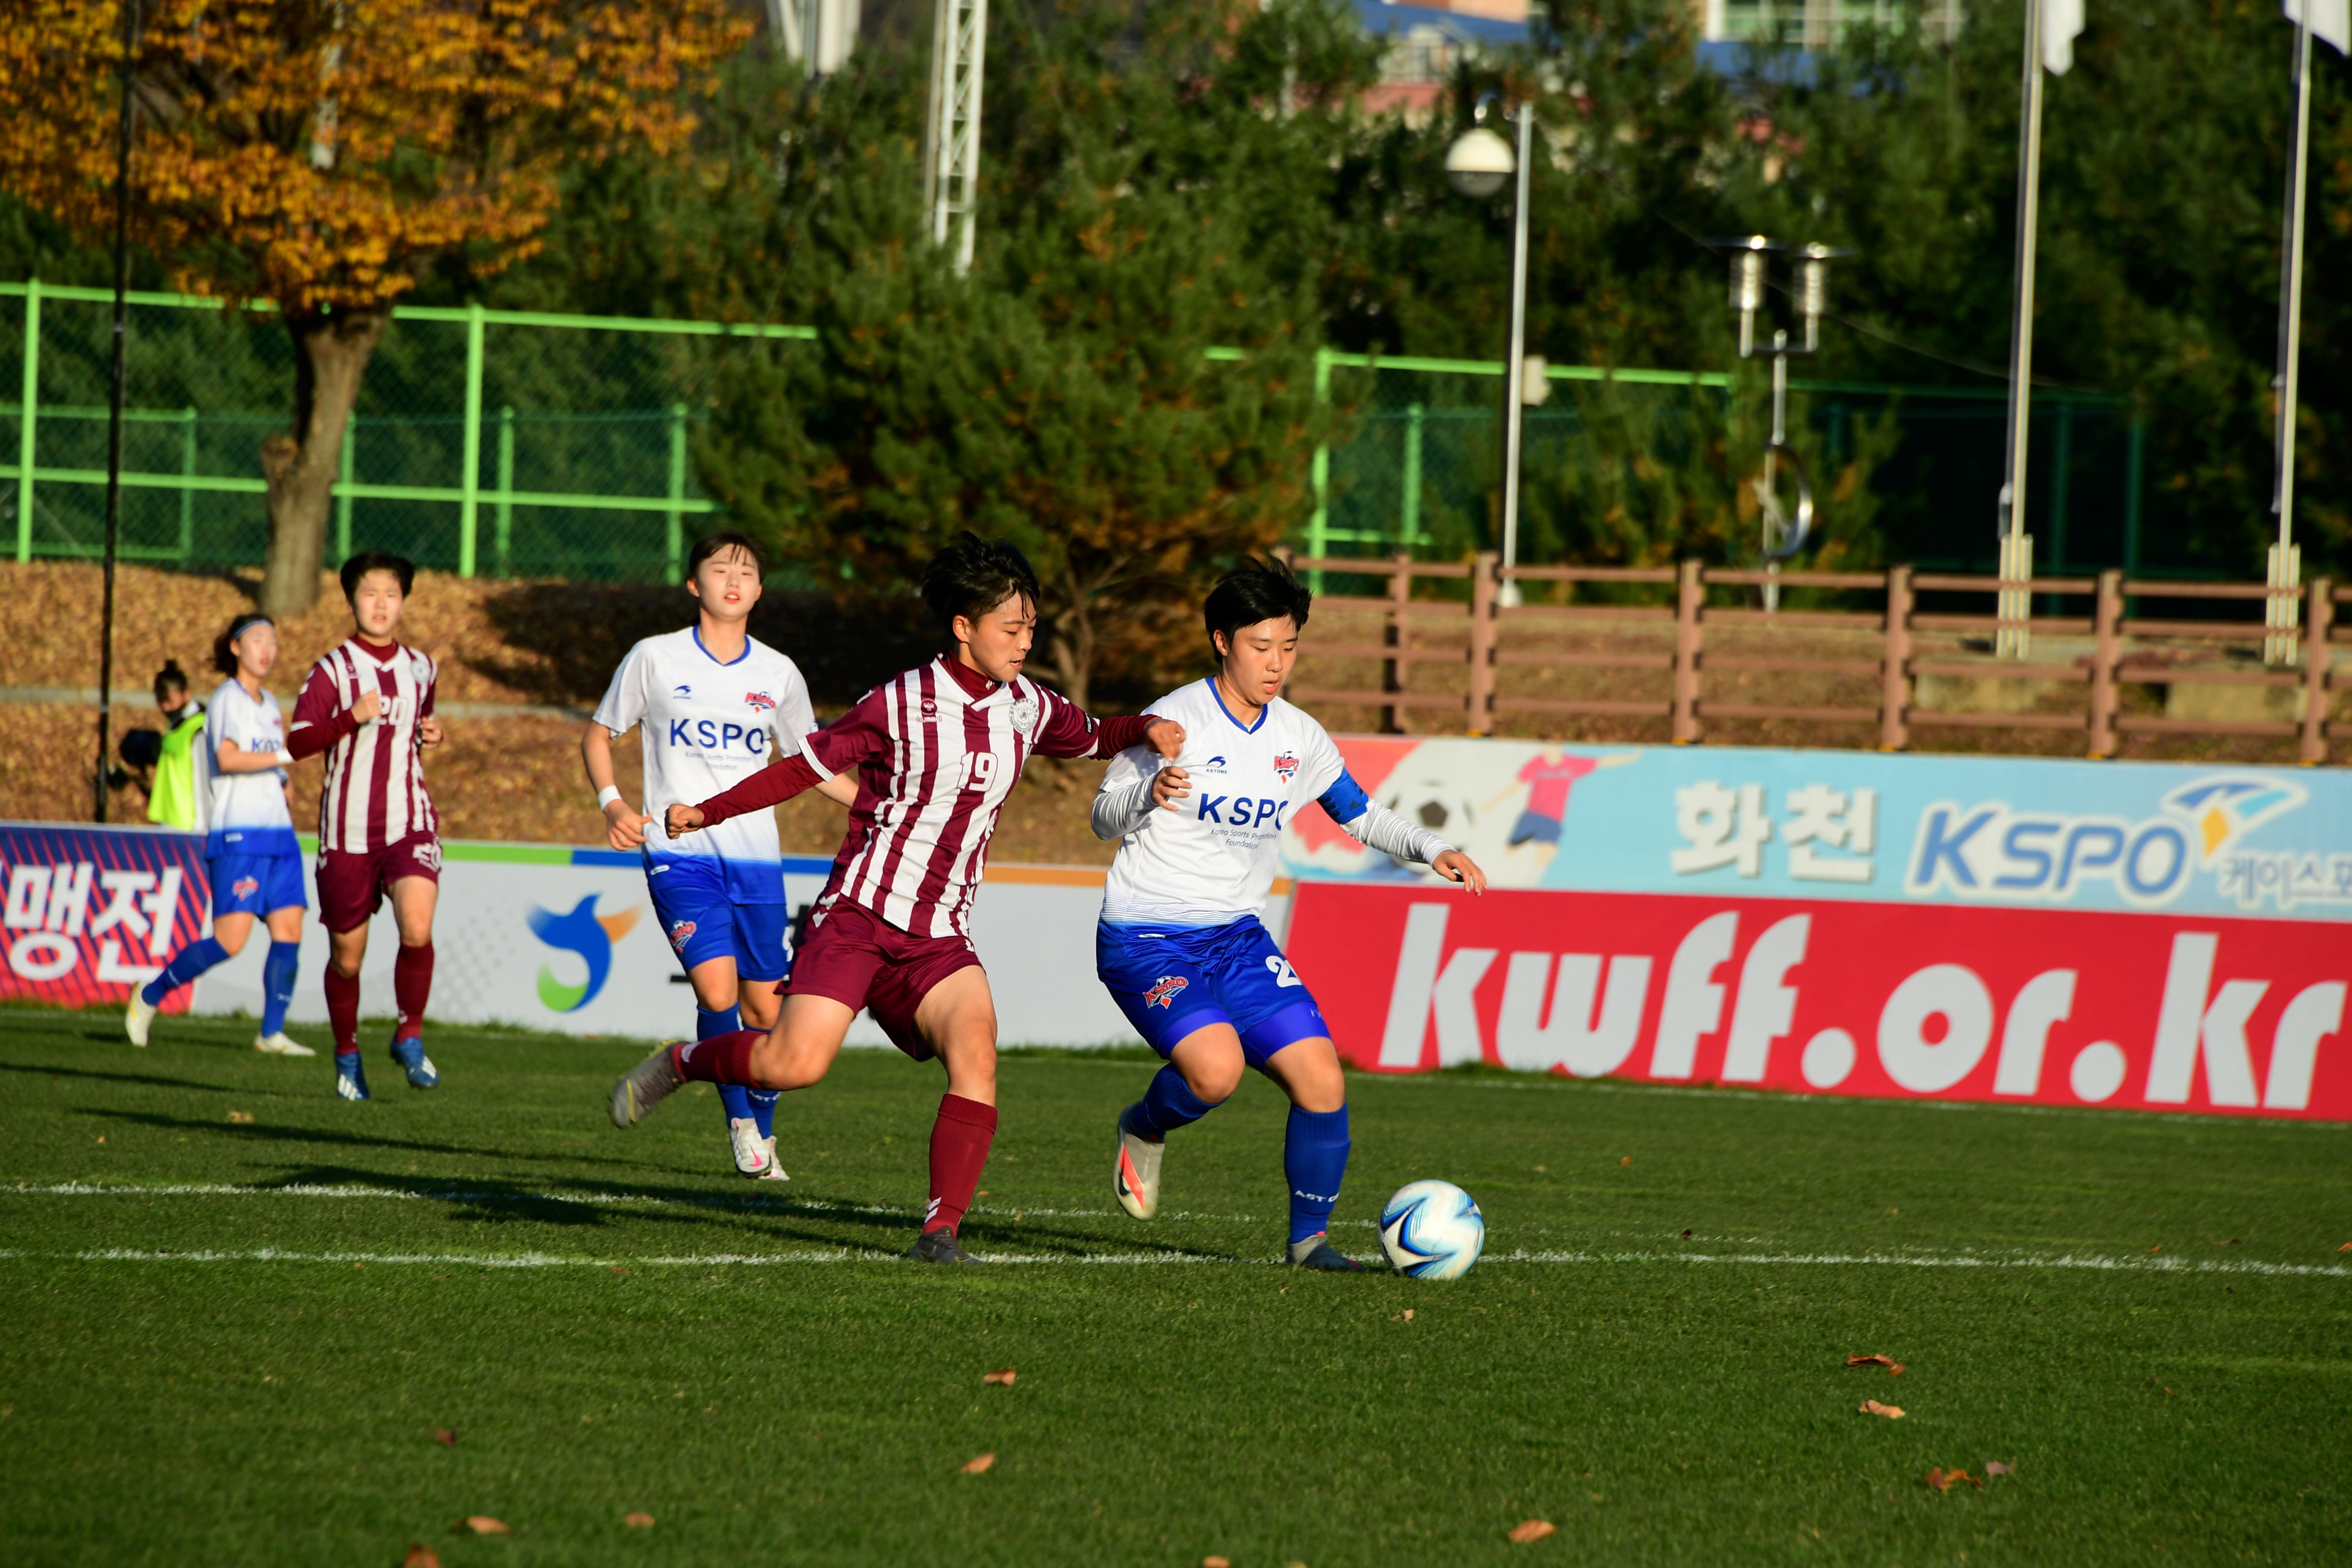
[922,0,988,272]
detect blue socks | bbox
[1284,1104,1351,1245]
[1128,1064,1217,1141]
[700,1006,757,1127]
[259,940,299,1036]
[142,936,229,1006]
[746,1088,779,1141]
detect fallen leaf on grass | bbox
[1619,1156,1632,1166]
[434,1428,457,1447]
[460,1517,510,1535]
[403,1546,441,1568]
[622,1512,654,1528]
[1391,1309,1415,1322]
[95,1136,104,1144]
[983,1368,1016,1386]
[2215,1238,2241,1247]
[1203,1558,1232,1568]
[1859,1400,1905,1419]
[1508,1519,1559,1543]
[961,1452,996,1474]
[1984,1461,2015,1477]
[975,1190,990,1198]
[608,1266,630,1275]
[1680,1229,1692,1238]
[1846,1354,1906,1375]
[2338,1242,2351,1252]
[228,1111,253,1124]
[1926,1467,1983,1492]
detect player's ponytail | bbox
[154,659,191,706]
[1204,556,1313,657]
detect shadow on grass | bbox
[0,1061,238,1095]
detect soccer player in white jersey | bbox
[607,533,1183,1264]
[286,552,445,1101]
[583,531,858,1180]
[125,613,315,1058]
[1094,558,1488,1269]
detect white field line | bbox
[0,1243,2343,1277]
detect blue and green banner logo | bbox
[526,895,642,1012]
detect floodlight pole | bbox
[95,0,142,824]
[1994,0,2047,660]
[2265,12,2315,665]
[1497,103,1534,610]
[922,0,988,273]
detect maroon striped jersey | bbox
[289,638,440,853]
[799,659,1130,939]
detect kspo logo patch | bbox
[1273,751,1301,783]
[1143,975,1190,1010]
[231,877,260,899]
[744,691,776,714]
[667,919,698,953]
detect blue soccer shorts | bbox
[645,857,790,982]
[208,851,307,918]
[1097,915,1330,1070]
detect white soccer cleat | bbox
[729,1117,773,1178]
[124,993,156,1047]
[253,1032,317,1058]
[1113,1104,1162,1221]
[755,1135,789,1182]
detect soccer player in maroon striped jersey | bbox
[285,552,445,1102]
[608,534,1184,1263]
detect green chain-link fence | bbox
[3,279,2150,587]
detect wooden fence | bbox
[1285,553,2344,765]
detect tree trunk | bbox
[1048,562,1097,712]
[259,306,389,618]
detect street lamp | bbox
[1448,93,1537,608]
[1713,234,1846,610]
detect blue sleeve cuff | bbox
[1316,768,1369,824]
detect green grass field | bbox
[1,1004,2347,1567]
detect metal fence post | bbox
[1307,347,1331,593]
[458,301,485,577]
[1401,402,1423,550]
[1879,564,1912,751]
[665,402,688,585]
[335,411,355,564]
[177,406,196,566]
[2300,578,2333,766]
[1467,550,1497,736]
[495,404,515,579]
[15,277,38,562]
[1671,558,1704,744]
[1383,549,1410,734]
[2088,568,2123,758]
[2123,414,2145,618]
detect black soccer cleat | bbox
[1287,1233,1365,1271]
[904,1228,982,1265]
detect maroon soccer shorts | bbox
[316,830,443,934]
[779,899,983,1060]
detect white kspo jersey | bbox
[203,678,297,859]
[592,627,818,904]
[1098,680,1349,929]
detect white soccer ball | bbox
[1380,1179,1485,1280]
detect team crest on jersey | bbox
[921,698,939,719]
[1273,751,1301,782]
[1009,697,1039,734]
[1143,975,1189,1010]
[667,919,698,952]
[744,691,776,714]
[231,877,259,899]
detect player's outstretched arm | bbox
[671,751,822,837]
[1317,768,1486,895]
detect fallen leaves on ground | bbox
[1508,1519,1559,1543]
[461,1517,510,1535]
[608,1266,630,1274]
[622,1512,654,1528]
[983,1368,1016,1386]
[1619,1156,1631,1166]
[961,1452,996,1474]
[2149,1244,2163,1253]
[1392,1309,1415,1322]
[228,1110,253,1124]
[1846,1354,1906,1375]
[1859,1400,1905,1419]
[1927,1467,1983,1492]
[403,1546,440,1568]
[2338,1241,2350,1252]
[1203,1557,1232,1568]
[434,1428,456,1447]
[1985,1461,2015,1477]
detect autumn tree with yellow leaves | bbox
[0,0,749,614]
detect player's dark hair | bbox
[687,530,765,580]
[922,531,1040,637]
[211,613,272,676]
[1204,556,1312,656]
[153,659,190,705]
[340,550,414,602]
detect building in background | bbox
[1356,0,1531,120]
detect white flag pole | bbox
[2265,9,2316,663]
[1995,0,2050,658]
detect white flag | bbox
[2044,0,2085,74]
[2287,0,2350,54]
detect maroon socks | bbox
[924,1094,999,1236]
[672,1029,765,1085]
[324,966,360,1056]
[393,942,434,1043]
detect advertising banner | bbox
[0,823,209,1010]
[1279,742,2352,1119]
